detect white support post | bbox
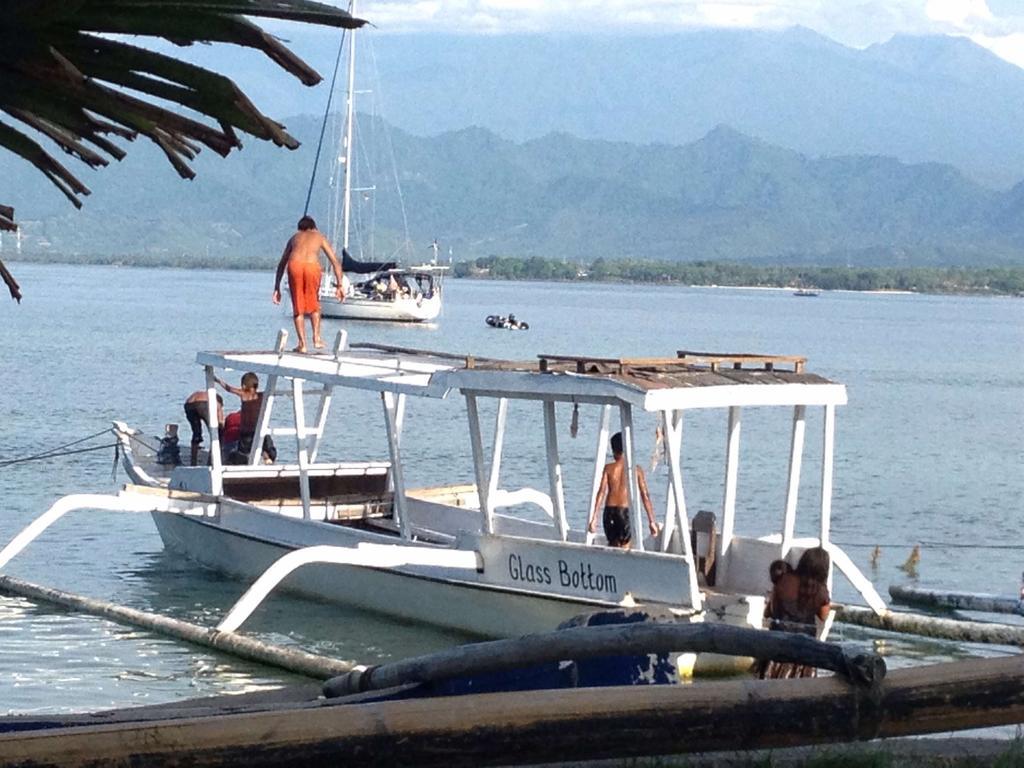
[619,404,643,552]
[309,332,350,465]
[307,384,334,464]
[248,331,287,466]
[662,411,694,558]
[585,405,612,545]
[465,394,492,534]
[486,398,509,520]
[717,406,742,586]
[291,378,312,520]
[249,374,277,466]
[820,404,836,548]
[660,412,675,551]
[543,400,569,541]
[382,392,410,539]
[204,366,223,495]
[667,417,701,607]
[781,405,807,556]
[388,393,406,494]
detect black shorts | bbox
[603,506,632,547]
[184,401,211,446]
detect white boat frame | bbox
[100,332,885,644]
[2,332,887,670]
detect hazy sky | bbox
[350,0,1024,66]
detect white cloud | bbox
[926,0,993,27]
[972,31,1024,67]
[335,0,1024,67]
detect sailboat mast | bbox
[341,0,358,252]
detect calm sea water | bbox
[0,262,1022,714]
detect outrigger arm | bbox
[0,489,212,572]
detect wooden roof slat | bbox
[676,350,806,373]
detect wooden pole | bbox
[4,656,1024,767]
[890,584,1024,616]
[837,603,1024,646]
[0,575,355,680]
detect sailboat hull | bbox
[319,293,441,322]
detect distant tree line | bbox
[10,250,1024,296]
[453,256,1024,295]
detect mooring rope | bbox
[0,429,115,468]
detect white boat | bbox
[38,334,885,676]
[321,258,445,323]
[314,1,446,323]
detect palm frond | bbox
[0,0,365,300]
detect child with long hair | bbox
[759,547,831,679]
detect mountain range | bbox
[164,27,1024,188]
[4,116,1024,267]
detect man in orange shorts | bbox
[272,216,344,353]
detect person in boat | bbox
[182,390,224,467]
[220,409,242,459]
[215,372,276,464]
[587,432,661,549]
[272,216,344,354]
[758,547,831,679]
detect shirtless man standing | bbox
[587,432,661,549]
[272,216,344,353]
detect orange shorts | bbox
[288,259,322,316]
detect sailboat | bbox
[316,1,446,323]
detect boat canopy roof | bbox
[196,344,846,410]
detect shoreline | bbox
[6,257,1022,298]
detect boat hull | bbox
[319,294,441,322]
[151,511,604,639]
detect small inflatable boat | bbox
[485,314,529,331]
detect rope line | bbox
[303,26,349,216]
[0,442,117,467]
[0,429,112,467]
[129,435,162,454]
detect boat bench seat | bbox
[223,471,389,504]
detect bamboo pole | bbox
[0,575,355,680]
[837,603,1024,646]
[3,656,1023,767]
[890,584,1024,616]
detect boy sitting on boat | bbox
[215,373,277,464]
[587,432,661,548]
